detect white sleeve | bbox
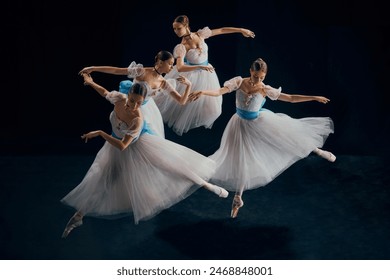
[223,76,243,92]
[172,44,186,58]
[197,26,212,39]
[127,61,145,78]
[264,85,282,100]
[105,91,126,104]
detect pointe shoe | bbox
[317,149,336,162]
[62,214,83,238]
[231,195,244,218]
[205,183,229,198]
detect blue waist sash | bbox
[184,58,208,66]
[236,108,259,120]
[236,108,272,120]
[140,121,155,135]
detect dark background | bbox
[2,0,389,157]
[1,0,390,261]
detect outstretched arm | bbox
[81,130,136,151]
[79,66,129,75]
[277,92,330,104]
[210,27,255,38]
[189,86,230,101]
[81,73,109,97]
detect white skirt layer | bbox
[61,133,216,224]
[154,65,222,135]
[209,110,334,191]
[141,98,164,138]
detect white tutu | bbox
[61,91,217,224]
[155,66,222,135]
[61,133,217,224]
[209,111,334,191]
[153,27,222,135]
[208,76,334,191]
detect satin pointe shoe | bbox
[205,183,229,198]
[231,195,244,218]
[316,148,336,162]
[61,213,83,238]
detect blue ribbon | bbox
[140,121,155,135]
[119,80,133,94]
[236,108,259,120]
[184,58,208,66]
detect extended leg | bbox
[61,211,84,238]
[314,148,336,162]
[203,181,229,198]
[231,187,244,218]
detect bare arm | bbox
[165,75,192,105]
[79,66,129,75]
[277,93,330,104]
[81,130,136,151]
[81,73,109,97]
[210,27,255,38]
[189,86,230,101]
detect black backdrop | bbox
[1,0,390,263]
[3,0,389,157]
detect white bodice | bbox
[223,76,282,112]
[106,91,142,139]
[172,26,212,64]
[173,42,209,64]
[125,61,176,102]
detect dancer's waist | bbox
[184,59,208,66]
[236,108,271,120]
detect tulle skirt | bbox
[209,110,334,191]
[141,98,164,138]
[61,133,216,224]
[154,65,222,135]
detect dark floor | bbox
[0,154,389,260]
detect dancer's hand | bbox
[198,65,215,72]
[315,96,330,104]
[176,75,192,86]
[81,130,101,143]
[189,91,202,101]
[241,28,255,38]
[78,66,94,75]
[81,72,93,86]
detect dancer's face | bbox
[172,22,188,38]
[250,69,267,84]
[126,93,144,111]
[159,57,175,74]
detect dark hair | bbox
[250,58,268,73]
[173,15,189,27]
[154,50,174,63]
[129,82,147,99]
